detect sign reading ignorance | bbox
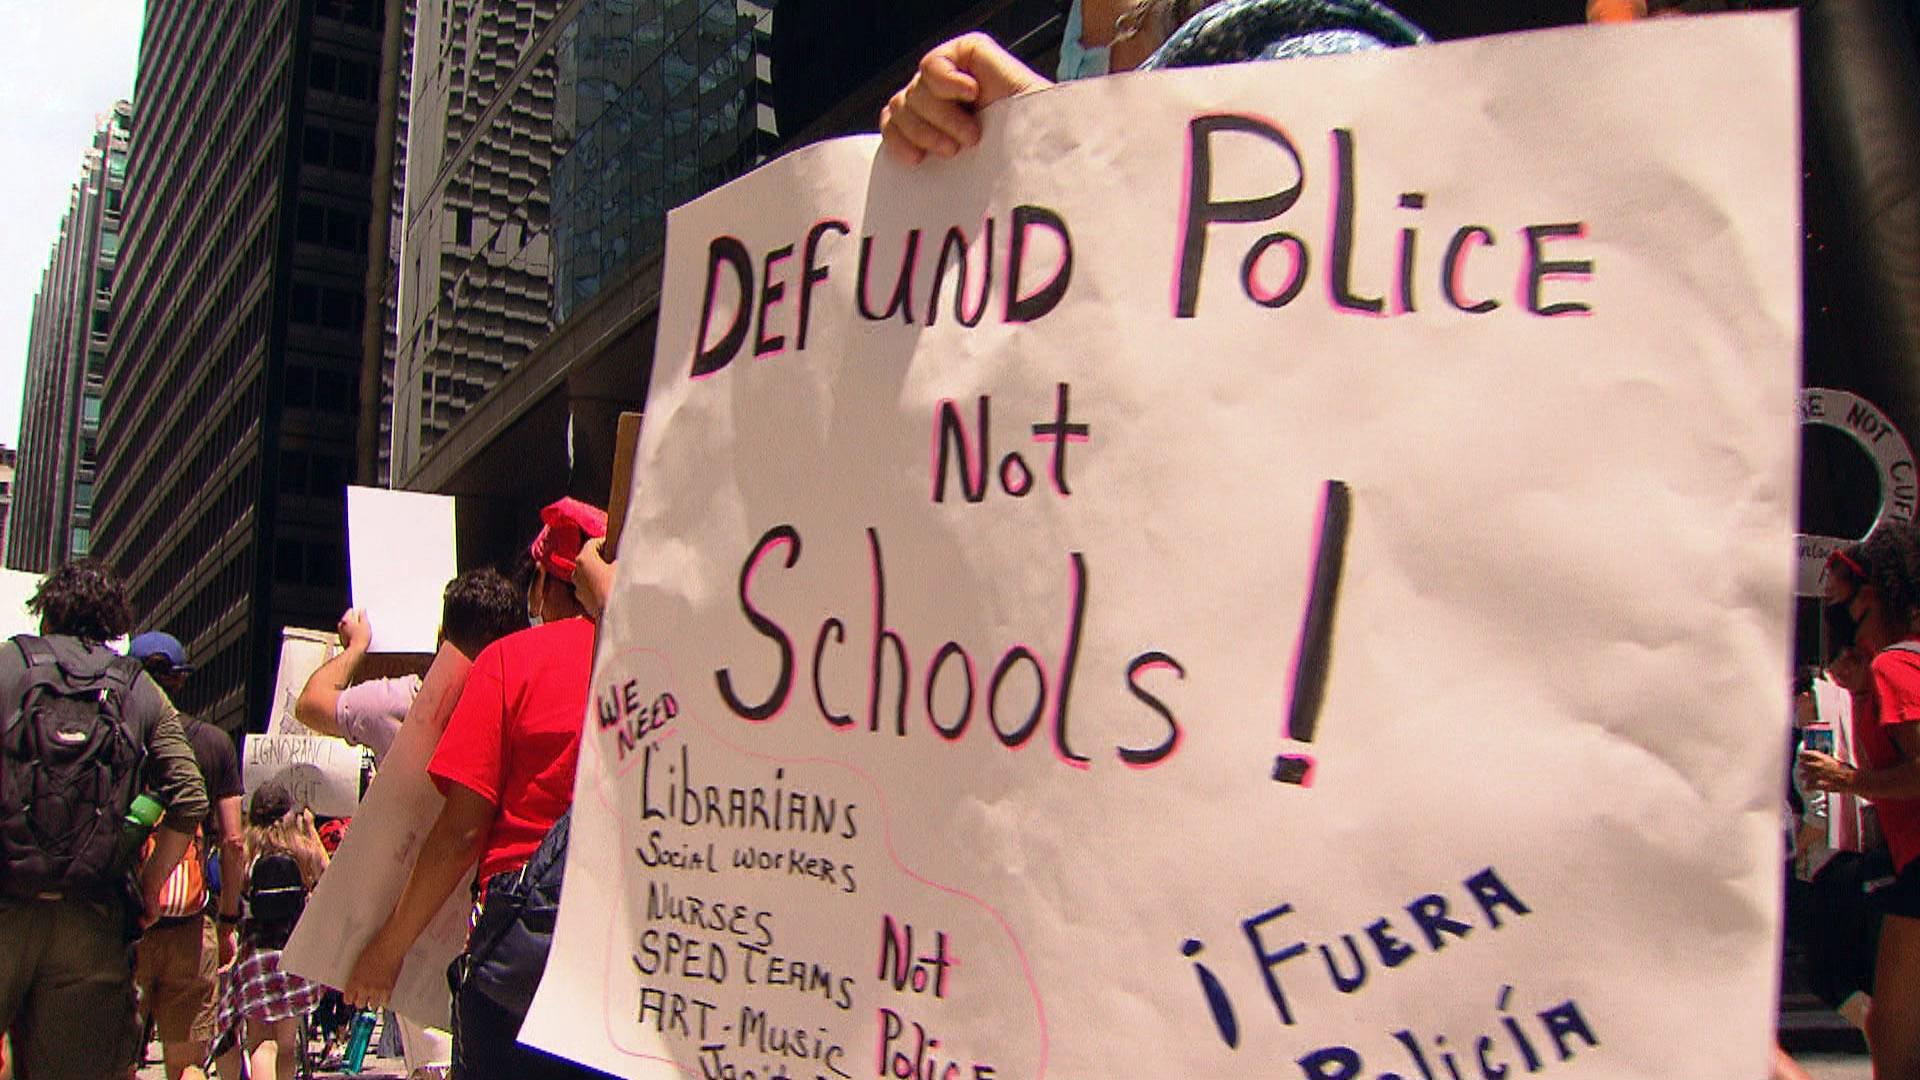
[524,17,1799,1080]
[242,734,362,818]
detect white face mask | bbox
[1057,0,1112,81]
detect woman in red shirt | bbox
[343,498,606,1079]
[1802,527,1920,1080]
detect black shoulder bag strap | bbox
[3,635,57,743]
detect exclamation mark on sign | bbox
[1273,480,1352,787]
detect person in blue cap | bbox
[127,630,247,1080]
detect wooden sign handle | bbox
[602,412,644,562]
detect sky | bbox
[0,1,146,447]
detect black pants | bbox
[451,976,611,1080]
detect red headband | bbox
[1827,549,1866,582]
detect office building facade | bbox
[388,0,777,497]
[391,2,1062,577]
[0,444,16,558]
[96,0,385,730]
[10,104,131,573]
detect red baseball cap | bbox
[529,497,608,583]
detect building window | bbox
[298,203,326,244]
[81,395,101,427]
[279,450,309,492]
[275,539,302,584]
[319,288,360,330]
[99,230,119,257]
[74,481,93,512]
[291,282,321,325]
[455,207,473,248]
[303,126,331,167]
[70,527,89,557]
[310,52,338,92]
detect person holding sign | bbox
[1800,533,1920,1080]
[294,570,523,1075]
[294,569,528,765]
[570,537,615,621]
[880,0,1424,164]
[344,498,607,1079]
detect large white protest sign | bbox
[284,645,474,1028]
[524,17,1799,1080]
[347,486,456,653]
[268,627,340,736]
[0,570,39,640]
[242,733,362,818]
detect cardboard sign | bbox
[0,570,39,640]
[283,645,475,1028]
[347,486,457,653]
[242,734,362,818]
[269,627,340,736]
[523,17,1799,1080]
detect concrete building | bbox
[96,0,385,731]
[391,1,1063,563]
[386,0,565,481]
[375,0,795,563]
[0,444,16,558]
[10,104,130,573]
[363,0,418,487]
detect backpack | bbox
[0,635,146,901]
[146,714,218,919]
[143,828,208,919]
[245,850,309,947]
[454,810,570,1018]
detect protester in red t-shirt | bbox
[343,497,606,1079]
[1801,528,1920,1080]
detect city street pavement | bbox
[133,1048,1874,1079]
[135,1052,409,1079]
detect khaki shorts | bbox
[134,915,220,1044]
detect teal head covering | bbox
[1139,0,1429,70]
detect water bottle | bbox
[1802,721,1837,816]
[343,1008,378,1073]
[118,793,165,870]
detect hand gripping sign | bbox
[524,17,1799,1080]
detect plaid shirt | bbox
[218,943,325,1033]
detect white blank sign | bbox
[347,486,456,653]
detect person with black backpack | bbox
[212,780,329,1080]
[0,559,210,1079]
